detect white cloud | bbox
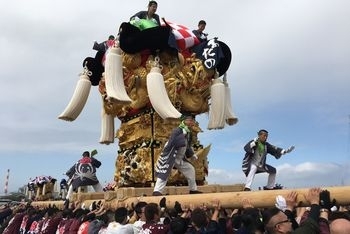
[207,161,350,190]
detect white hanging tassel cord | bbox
[99,100,115,145]
[223,73,238,125]
[207,72,226,130]
[146,56,181,119]
[58,64,92,121]
[104,38,132,104]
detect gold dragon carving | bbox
[98,50,214,187]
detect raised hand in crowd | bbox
[285,190,298,211]
[304,187,321,206]
[241,198,254,209]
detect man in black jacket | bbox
[65,151,103,204]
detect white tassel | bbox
[223,73,238,126]
[99,105,115,145]
[207,77,226,130]
[104,42,132,104]
[146,57,181,120]
[58,70,91,121]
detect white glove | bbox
[330,206,338,212]
[192,154,198,160]
[282,146,295,154]
[131,16,140,22]
[275,195,287,211]
[250,137,258,148]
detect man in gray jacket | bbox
[242,129,294,191]
[153,114,202,196]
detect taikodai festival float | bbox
[30,16,350,210]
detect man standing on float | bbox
[64,150,103,206]
[153,114,202,196]
[242,129,295,191]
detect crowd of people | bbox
[1,188,350,233]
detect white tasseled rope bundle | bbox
[146,56,181,119]
[58,67,92,121]
[207,77,226,130]
[99,102,115,145]
[223,73,238,126]
[104,41,132,104]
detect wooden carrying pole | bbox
[112,186,350,209]
[32,186,350,210]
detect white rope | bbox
[223,73,238,126]
[207,78,226,130]
[99,103,115,145]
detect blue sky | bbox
[1,0,350,193]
